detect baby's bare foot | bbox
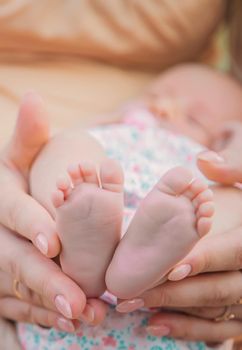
[52,159,124,297]
[106,167,214,299]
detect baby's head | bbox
[145,64,242,146]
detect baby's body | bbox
[30,64,242,300]
[30,113,213,300]
[19,64,242,349]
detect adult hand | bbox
[116,227,242,342]
[115,123,242,342]
[0,223,107,329]
[0,93,107,326]
[0,92,59,257]
[197,122,242,184]
[0,269,79,332]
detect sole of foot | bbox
[52,159,124,297]
[106,166,214,299]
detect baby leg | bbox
[106,167,214,299]
[30,129,124,297]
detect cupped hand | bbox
[0,92,60,257]
[116,227,242,341]
[0,93,108,326]
[0,213,107,328]
[146,306,242,342]
[0,260,105,332]
[0,268,79,333]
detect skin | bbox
[1,64,242,341]
[145,64,242,146]
[106,167,213,299]
[197,121,242,184]
[115,65,242,342]
[117,127,242,341]
[0,267,79,333]
[115,226,242,341]
[0,93,107,329]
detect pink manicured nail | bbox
[55,295,72,319]
[198,151,224,163]
[57,317,75,333]
[116,298,144,313]
[168,264,192,281]
[35,233,48,255]
[80,304,95,324]
[146,325,170,336]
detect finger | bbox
[4,92,50,174]
[85,298,108,326]
[147,312,242,342]
[0,266,108,325]
[174,305,242,321]
[168,227,242,280]
[137,272,242,309]
[5,274,108,326]
[0,225,87,320]
[197,122,242,184]
[197,151,242,185]
[0,181,60,258]
[0,297,78,333]
[0,270,54,311]
[0,92,60,257]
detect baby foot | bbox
[52,159,124,297]
[106,166,214,299]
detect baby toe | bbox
[100,159,124,193]
[52,189,65,208]
[79,161,99,185]
[67,163,83,186]
[157,166,194,196]
[183,178,208,200]
[193,189,214,210]
[56,175,72,199]
[196,201,215,219]
[197,217,213,237]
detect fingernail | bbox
[80,304,95,324]
[55,295,72,319]
[116,298,144,313]
[35,233,48,255]
[168,264,192,281]
[57,317,75,333]
[146,325,170,336]
[198,151,224,163]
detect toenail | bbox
[57,317,75,333]
[55,295,72,319]
[146,325,170,336]
[198,152,224,163]
[168,264,192,281]
[35,233,48,255]
[80,304,95,324]
[116,298,144,313]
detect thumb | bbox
[168,227,242,281]
[6,92,50,174]
[197,151,242,185]
[197,122,242,185]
